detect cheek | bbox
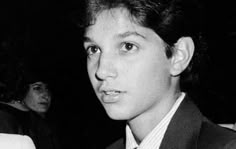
[25,94,38,106]
[87,61,94,78]
[87,62,98,88]
[24,94,33,104]
[127,57,170,99]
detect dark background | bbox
[1,0,236,148]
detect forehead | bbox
[85,8,142,36]
[84,7,161,43]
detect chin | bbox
[105,107,131,120]
[37,109,47,113]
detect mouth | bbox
[39,102,49,107]
[99,89,126,103]
[104,90,121,95]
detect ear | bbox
[170,37,195,76]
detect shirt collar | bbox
[126,92,186,149]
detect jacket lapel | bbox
[160,96,202,149]
[107,96,204,149]
[106,138,125,149]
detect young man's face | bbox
[84,8,175,121]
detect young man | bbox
[80,0,236,148]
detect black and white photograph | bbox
[1,0,236,148]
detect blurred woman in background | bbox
[23,81,51,118]
[0,53,60,149]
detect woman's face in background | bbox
[23,82,51,114]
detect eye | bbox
[33,86,41,91]
[121,42,138,53]
[85,45,101,56]
[32,84,48,93]
[32,86,44,94]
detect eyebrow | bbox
[83,36,92,43]
[116,31,146,39]
[83,31,146,42]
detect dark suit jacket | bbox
[106,96,236,149]
[0,103,31,134]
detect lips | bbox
[39,102,49,107]
[99,88,126,103]
[104,90,121,95]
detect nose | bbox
[95,53,118,81]
[41,92,50,101]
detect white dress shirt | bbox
[126,93,185,149]
[0,133,36,149]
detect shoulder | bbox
[0,111,19,133]
[0,107,16,121]
[106,138,125,149]
[0,103,18,119]
[198,118,236,149]
[0,104,24,133]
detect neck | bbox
[38,112,46,118]
[128,91,181,143]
